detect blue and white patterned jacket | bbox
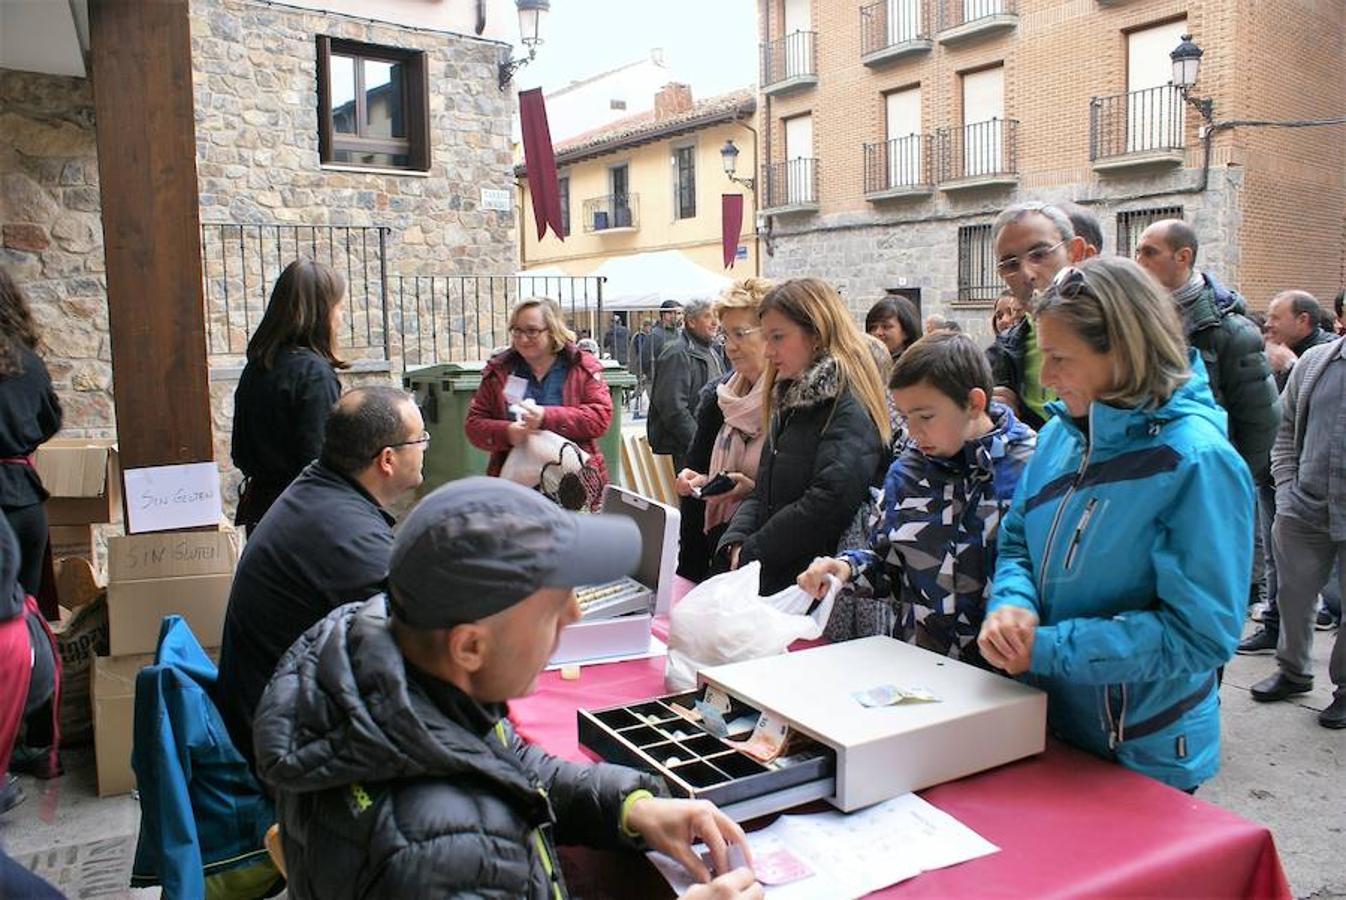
[841,401,1036,667]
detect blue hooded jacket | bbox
[988,351,1253,789]
[131,616,278,898]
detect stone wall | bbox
[0,71,114,437]
[762,167,1243,344]
[1,0,516,508]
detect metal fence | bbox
[761,31,817,86]
[936,0,1015,31]
[201,223,390,365]
[1090,85,1186,161]
[763,158,819,209]
[581,193,639,232]
[863,135,932,193]
[394,274,606,369]
[861,0,929,56]
[1115,205,1185,258]
[936,118,1018,182]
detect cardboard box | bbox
[106,573,233,656]
[107,530,239,583]
[49,524,94,564]
[92,652,151,796]
[34,439,121,526]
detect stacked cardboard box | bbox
[34,439,120,580]
[91,528,240,795]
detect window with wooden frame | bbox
[673,144,697,220]
[558,175,571,237]
[317,36,430,171]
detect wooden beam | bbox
[88,0,213,471]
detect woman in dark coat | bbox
[0,267,62,601]
[719,278,890,594]
[231,259,345,532]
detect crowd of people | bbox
[0,192,1342,897]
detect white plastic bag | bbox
[664,562,839,691]
[499,429,589,487]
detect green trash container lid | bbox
[403,360,489,391]
[598,359,637,388]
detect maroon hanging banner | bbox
[519,88,565,242]
[722,194,744,269]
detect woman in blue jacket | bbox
[979,257,1253,791]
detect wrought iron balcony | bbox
[582,193,639,233]
[860,0,932,66]
[761,31,818,96]
[1090,85,1186,171]
[863,135,934,199]
[762,159,819,214]
[936,118,1019,190]
[936,0,1017,44]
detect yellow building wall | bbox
[519,121,759,279]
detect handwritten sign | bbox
[122,462,223,534]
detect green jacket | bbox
[1183,273,1280,482]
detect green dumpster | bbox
[403,359,636,497]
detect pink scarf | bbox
[704,372,767,532]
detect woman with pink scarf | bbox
[674,278,773,581]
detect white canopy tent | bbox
[591,250,732,311]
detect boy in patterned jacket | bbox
[799,332,1037,668]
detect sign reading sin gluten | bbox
[122,462,224,534]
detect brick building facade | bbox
[754,0,1346,337]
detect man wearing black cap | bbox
[252,478,759,899]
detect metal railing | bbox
[201,223,390,364]
[763,159,819,209]
[956,223,998,303]
[937,0,1015,30]
[761,31,818,87]
[1090,85,1186,161]
[937,118,1018,182]
[394,275,606,368]
[863,135,932,193]
[861,0,929,56]
[582,193,639,232]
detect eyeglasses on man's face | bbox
[510,326,547,339]
[996,239,1067,276]
[379,431,431,458]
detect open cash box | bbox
[579,636,1046,821]
[548,485,679,667]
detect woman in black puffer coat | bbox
[718,278,890,594]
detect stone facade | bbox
[1,0,517,512]
[765,166,1243,344]
[0,71,113,437]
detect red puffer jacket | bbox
[465,343,612,486]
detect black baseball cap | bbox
[388,478,641,629]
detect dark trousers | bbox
[3,502,47,598]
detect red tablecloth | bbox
[511,579,1291,899]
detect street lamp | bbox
[499,0,550,91]
[1170,34,1214,123]
[720,139,755,191]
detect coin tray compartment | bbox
[579,685,835,815]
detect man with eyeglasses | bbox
[987,202,1088,429]
[648,298,724,471]
[217,386,427,771]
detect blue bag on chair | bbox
[130,615,280,899]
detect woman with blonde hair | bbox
[674,277,773,581]
[717,278,889,593]
[979,256,1252,793]
[465,298,613,504]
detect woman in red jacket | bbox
[465,299,612,507]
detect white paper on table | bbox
[648,793,999,898]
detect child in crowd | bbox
[799,332,1036,667]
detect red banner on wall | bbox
[519,88,565,242]
[722,194,744,269]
